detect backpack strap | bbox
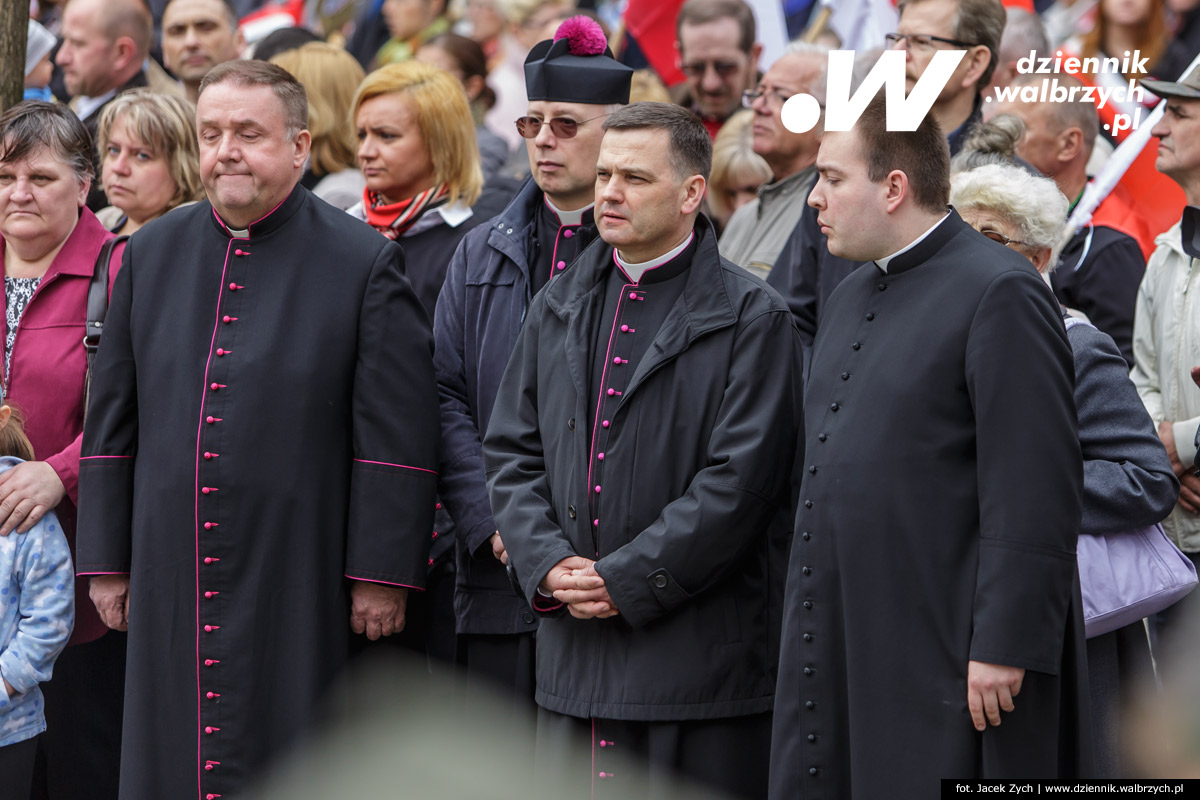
[83,235,128,419]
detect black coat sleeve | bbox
[76,240,139,574]
[483,295,579,608]
[345,244,440,588]
[433,232,497,558]
[1070,323,1179,534]
[965,270,1082,675]
[594,309,804,629]
[767,205,820,353]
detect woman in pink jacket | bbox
[0,100,125,800]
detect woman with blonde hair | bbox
[271,42,367,210]
[708,109,771,235]
[95,89,202,235]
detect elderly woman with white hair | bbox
[951,163,1179,777]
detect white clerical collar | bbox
[227,226,249,238]
[615,232,694,284]
[75,89,118,121]
[874,212,950,273]
[545,197,593,226]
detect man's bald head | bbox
[990,73,1098,183]
[57,0,152,97]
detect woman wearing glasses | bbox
[951,162,1178,778]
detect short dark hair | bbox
[855,92,949,213]
[899,0,1005,89]
[603,102,713,181]
[163,0,238,30]
[0,101,95,183]
[199,59,308,137]
[676,0,756,54]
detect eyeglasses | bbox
[515,114,608,139]
[742,87,795,109]
[680,60,742,79]
[885,32,979,51]
[979,228,1035,248]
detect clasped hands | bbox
[542,555,619,619]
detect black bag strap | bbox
[83,235,128,422]
[85,235,128,355]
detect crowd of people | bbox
[3,0,1200,796]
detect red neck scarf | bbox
[363,184,449,240]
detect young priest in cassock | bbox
[483,102,803,798]
[769,94,1091,799]
[75,60,441,799]
[434,15,630,705]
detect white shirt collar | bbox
[874,212,951,273]
[75,89,117,121]
[545,197,594,227]
[400,201,474,238]
[615,232,694,284]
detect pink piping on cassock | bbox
[352,458,438,475]
[586,286,633,535]
[193,239,237,798]
[344,574,425,592]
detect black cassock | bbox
[770,213,1091,799]
[76,186,440,799]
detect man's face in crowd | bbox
[1153,99,1200,183]
[162,0,244,88]
[57,0,120,97]
[808,129,891,261]
[677,17,759,121]
[893,0,983,102]
[749,53,823,174]
[595,128,702,263]
[524,100,611,210]
[196,82,310,228]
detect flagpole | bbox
[801,0,835,43]
[1063,51,1200,247]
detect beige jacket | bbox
[1131,219,1200,551]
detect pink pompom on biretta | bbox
[554,16,607,56]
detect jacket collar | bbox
[207,182,308,239]
[486,177,546,273]
[882,209,966,275]
[543,214,737,334]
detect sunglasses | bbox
[515,114,609,139]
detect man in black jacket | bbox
[484,102,803,799]
[434,19,631,707]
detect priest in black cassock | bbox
[769,95,1090,799]
[483,102,803,799]
[75,60,440,799]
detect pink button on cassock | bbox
[564,229,574,238]
[620,325,629,332]
[593,519,599,527]
[556,261,566,270]
[629,292,637,300]
[229,282,238,291]
[594,485,601,493]
[216,349,225,356]
[204,557,217,564]
[204,591,218,598]
[204,452,214,460]
[223,316,233,324]
[607,388,615,397]
[204,624,217,632]
[597,453,604,460]
[204,659,219,666]
[204,522,216,529]
[206,691,220,699]
[602,420,610,428]
[205,726,219,734]
[207,794,221,799]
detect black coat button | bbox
[851,342,861,350]
[866,312,876,321]
[568,505,577,519]
[802,532,811,540]
[652,574,668,589]
[522,612,535,624]
[808,734,817,742]
[568,418,575,431]
[804,500,813,509]
[877,282,887,291]
[809,465,817,474]
[841,372,850,381]
[818,433,827,442]
[830,403,839,412]
[802,567,812,575]
[810,767,819,776]
[803,633,813,641]
[803,601,813,609]
[805,701,816,710]
[803,667,813,675]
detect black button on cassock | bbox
[803,667,813,675]
[802,532,811,540]
[818,433,827,442]
[805,701,815,710]
[808,734,817,742]
[803,633,813,641]
[841,372,850,381]
[866,312,876,321]
[522,612,534,624]
[652,574,668,589]
[810,767,819,776]
[830,403,839,412]
[804,500,813,508]
[568,418,575,430]
[809,466,817,474]
[568,505,577,519]
[802,567,812,575]
[803,601,813,609]
[852,342,861,350]
[877,282,887,291]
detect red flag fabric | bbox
[624,0,687,86]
